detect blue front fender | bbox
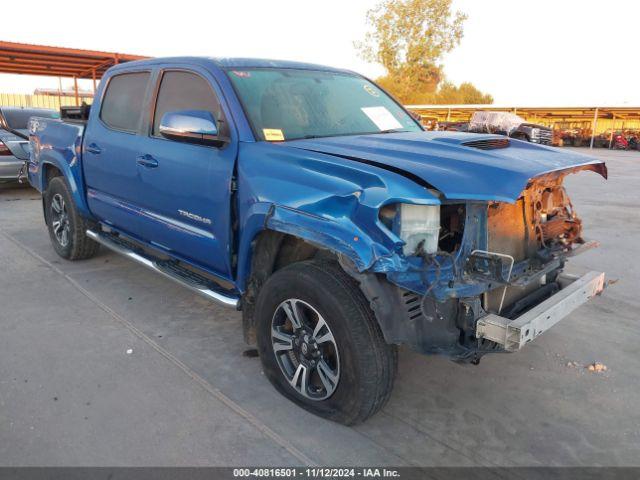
[234,142,441,292]
[235,201,413,293]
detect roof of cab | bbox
[107,56,355,75]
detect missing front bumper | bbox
[476,271,605,351]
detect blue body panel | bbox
[234,141,440,290]
[28,118,91,217]
[287,131,606,202]
[27,56,607,299]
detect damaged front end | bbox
[347,165,607,363]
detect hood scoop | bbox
[462,138,510,150]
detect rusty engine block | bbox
[531,181,583,247]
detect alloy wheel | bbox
[50,193,70,247]
[271,298,340,401]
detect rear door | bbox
[83,70,152,236]
[133,68,237,280]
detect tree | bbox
[431,81,494,104]
[357,0,492,105]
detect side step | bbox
[86,229,239,309]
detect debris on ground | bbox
[587,362,607,373]
[125,348,133,355]
[566,361,581,368]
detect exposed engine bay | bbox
[483,176,587,317]
[531,182,582,248]
[360,166,605,362]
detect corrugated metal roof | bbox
[0,40,149,79]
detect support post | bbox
[609,117,615,149]
[73,76,80,106]
[57,77,63,109]
[92,69,97,94]
[589,107,599,149]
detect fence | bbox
[0,93,93,110]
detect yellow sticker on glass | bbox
[363,84,380,97]
[263,129,285,141]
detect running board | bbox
[86,229,239,309]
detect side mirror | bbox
[159,110,226,147]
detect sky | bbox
[1,0,638,106]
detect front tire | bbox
[255,260,397,425]
[44,177,99,260]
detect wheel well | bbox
[43,164,63,190]
[40,165,63,223]
[241,231,330,344]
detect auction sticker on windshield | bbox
[263,128,285,141]
[361,106,403,131]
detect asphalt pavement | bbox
[0,148,638,466]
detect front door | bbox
[133,69,237,280]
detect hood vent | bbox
[462,138,510,150]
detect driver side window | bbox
[152,70,227,138]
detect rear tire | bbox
[255,260,397,425]
[44,176,99,260]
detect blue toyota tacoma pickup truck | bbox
[27,57,606,424]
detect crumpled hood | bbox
[287,131,606,202]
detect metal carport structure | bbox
[0,41,148,105]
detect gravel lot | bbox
[0,148,638,467]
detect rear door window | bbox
[100,72,150,132]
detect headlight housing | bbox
[398,204,440,255]
[380,203,440,256]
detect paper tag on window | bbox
[361,106,403,131]
[263,129,285,141]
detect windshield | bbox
[226,68,422,141]
[2,108,59,130]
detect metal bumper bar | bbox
[476,271,605,351]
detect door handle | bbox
[86,143,102,155]
[136,154,158,168]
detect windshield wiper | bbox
[377,128,411,134]
[295,129,411,141]
[301,134,327,139]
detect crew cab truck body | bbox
[28,57,606,425]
